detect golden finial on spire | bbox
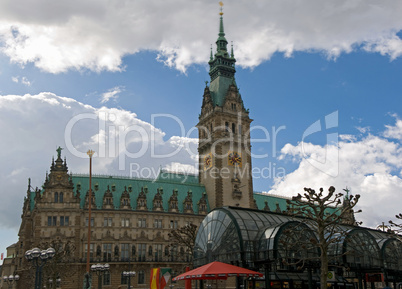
[219,1,224,15]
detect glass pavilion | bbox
[194,207,402,289]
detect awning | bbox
[172,261,263,281]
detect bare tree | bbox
[388,213,402,238]
[285,186,361,289]
[40,239,78,289]
[167,223,198,266]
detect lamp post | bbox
[3,274,20,289]
[85,149,95,289]
[123,271,136,289]
[91,263,110,289]
[25,247,56,289]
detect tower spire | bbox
[216,2,228,53]
[219,2,225,37]
[206,1,237,107]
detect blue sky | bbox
[1,0,402,260]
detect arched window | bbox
[59,192,64,203]
[54,192,58,203]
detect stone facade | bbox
[12,154,208,289]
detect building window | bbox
[154,244,162,261]
[54,192,58,203]
[154,219,162,228]
[170,246,177,261]
[138,244,146,262]
[60,216,69,226]
[84,244,94,260]
[121,218,130,227]
[103,271,111,286]
[121,244,130,261]
[121,272,128,285]
[138,218,146,228]
[103,244,112,262]
[85,218,94,227]
[232,123,236,134]
[138,270,145,284]
[59,192,64,203]
[104,217,112,227]
[170,220,178,229]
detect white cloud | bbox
[21,76,31,86]
[100,86,123,103]
[11,76,31,86]
[384,118,402,139]
[1,0,402,73]
[268,118,402,228]
[0,92,198,230]
[164,162,198,175]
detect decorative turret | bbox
[44,146,73,190]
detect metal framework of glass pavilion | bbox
[194,207,402,289]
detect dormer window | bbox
[59,192,64,203]
[54,192,58,203]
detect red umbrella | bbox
[172,261,263,281]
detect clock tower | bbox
[197,7,254,209]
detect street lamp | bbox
[3,274,20,289]
[91,263,110,289]
[123,271,136,289]
[48,277,61,289]
[25,247,55,289]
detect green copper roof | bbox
[72,173,208,214]
[29,171,209,214]
[209,75,236,107]
[253,192,290,212]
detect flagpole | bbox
[85,149,95,288]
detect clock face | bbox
[228,152,242,167]
[204,153,212,170]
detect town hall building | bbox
[2,8,400,289]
